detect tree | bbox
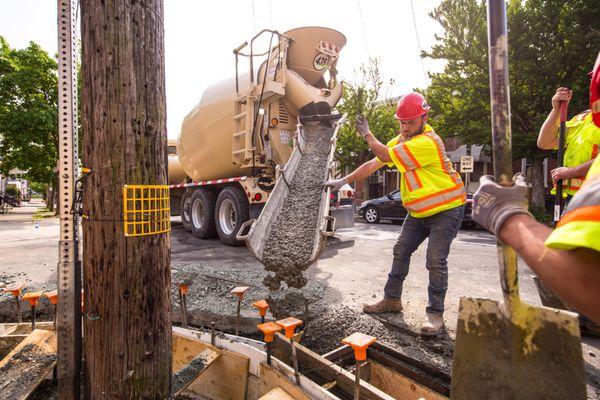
[0,37,58,209]
[80,1,171,398]
[423,0,600,209]
[335,59,399,201]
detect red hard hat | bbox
[591,51,600,128]
[395,92,430,121]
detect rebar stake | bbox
[276,317,303,385]
[22,292,42,331]
[252,299,269,324]
[211,322,216,346]
[3,282,25,323]
[44,291,59,328]
[178,283,189,328]
[342,332,377,400]
[257,322,281,365]
[230,286,249,336]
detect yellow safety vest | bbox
[553,111,600,195]
[379,124,466,218]
[545,155,600,252]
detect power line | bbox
[410,0,430,88]
[356,0,370,59]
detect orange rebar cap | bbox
[342,332,377,362]
[276,317,303,339]
[44,290,59,305]
[22,292,42,307]
[179,284,189,295]
[230,286,250,299]
[257,322,281,343]
[2,282,25,297]
[252,299,269,317]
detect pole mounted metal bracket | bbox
[57,1,82,399]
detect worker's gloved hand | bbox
[355,115,371,138]
[324,177,347,192]
[472,174,533,235]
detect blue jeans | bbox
[384,205,464,314]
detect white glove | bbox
[324,178,347,192]
[355,115,371,138]
[472,174,533,235]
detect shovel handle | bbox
[487,0,520,312]
[554,100,568,224]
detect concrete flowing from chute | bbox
[261,121,335,290]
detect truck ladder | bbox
[232,30,289,168]
[232,96,256,167]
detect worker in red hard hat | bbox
[325,92,466,337]
[472,52,600,324]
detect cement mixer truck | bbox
[168,27,347,246]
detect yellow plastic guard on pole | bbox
[123,185,171,236]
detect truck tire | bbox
[215,186,249,246]
[180,191,192,232]
[189,188,217,239]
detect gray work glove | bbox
[355,115,371,138]
[324,177,347,192]
[472,174,533,235]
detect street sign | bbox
[460,156,474,173]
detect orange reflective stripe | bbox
[411,192,466,213]
[592,144,599,159]
[404,170,423,191]
[393,144,420,171]
[404,183,464,207]
[392,147,411,171]
[424,132,461,184]
[557,205,600,227]
[402,143,422,168]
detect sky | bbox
[0,0,445,139]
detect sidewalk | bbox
[0,199,59,291]
[0,199,54,223]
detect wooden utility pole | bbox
[80,1,172,398]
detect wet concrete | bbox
[261,122,334,290]
[172,355,206,394]
[0,343,56,397]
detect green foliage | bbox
[0,37,58,185]
[29,181,48,195]
[5,186,19,197]
[334,59,399,172]
[423,0,600,160]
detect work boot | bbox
[363,297,403,314]
[421,313,445,337]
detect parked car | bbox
[359,190,406,224]
[359,190,476,228]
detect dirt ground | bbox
[1,201,599,398]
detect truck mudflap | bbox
[238,113,347,288]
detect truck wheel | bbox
[215,186,249,246]
[180,191,192,232]
[189,188,217,239]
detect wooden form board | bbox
[255,362,312,400]
[183,347,250,400]
[172,331,218,373]
[0,329,57,400]
[369,360,448,400]
[259,386,297,400]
